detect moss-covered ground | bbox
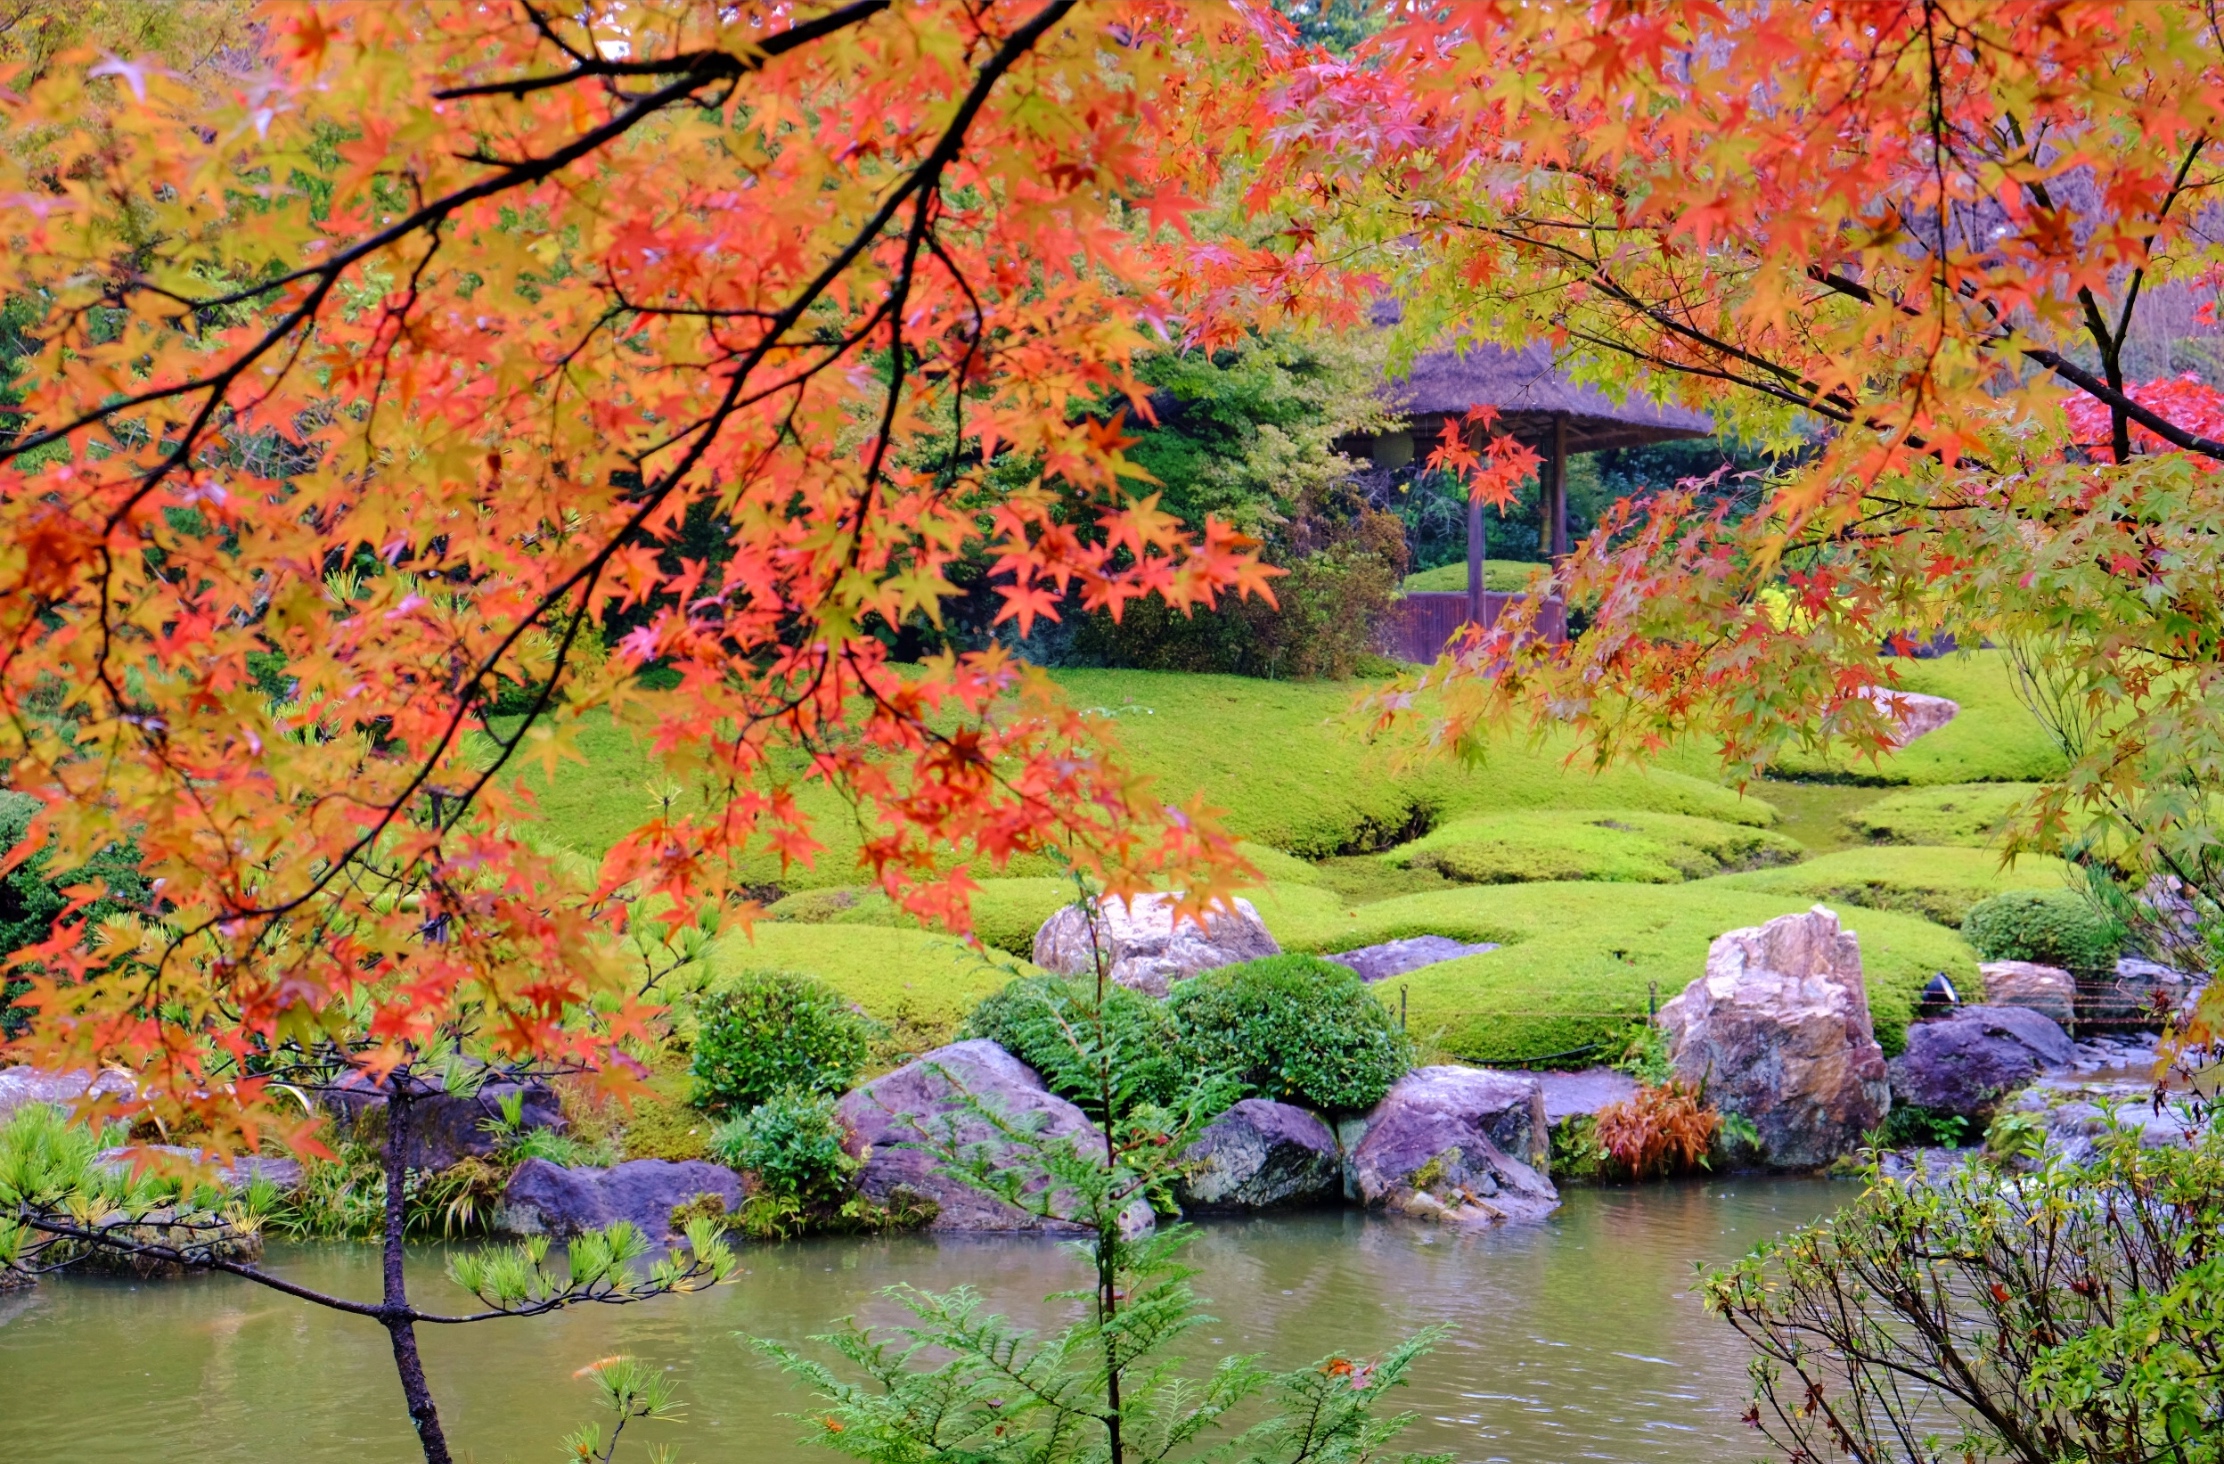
[1763,652,2064,785]
[1254,882,1974,1063]
[514,651,2060,1071]
[1845,783,2046,847]
[1385,809,1802,884]
[1401,559,1547,593]
[1711,845,2075,927]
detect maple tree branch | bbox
[433,1,891,102]
[139,0,1084,954]
[1806,266,2224,461]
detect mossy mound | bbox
[1712,846,2073,927]
[1402,559,1542,593]
[763,841,1320,958]
[1265,881,1974,1064]
[508,672,1777,889]
[705,923,1035,1050]
[1763,652,2065,786]
[1383,810,1803,885]
[1058,671,1777,856]
[1844,783,2045,848]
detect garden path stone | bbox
[1348,1066,1558,1224]
[1031,894,1279,996]
[500,1158,746,1244]
[1325,935,1499,984]
[836,1039,1150,1234]
[1659,905,1889,1169]
[1890,1005,2075,1121]
[1175,1099,1340,1212]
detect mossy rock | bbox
[1384,810,1804,886]
[1712,845,2075,927]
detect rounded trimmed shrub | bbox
[1960,889,2125,977]
[709,1088,858,1207]
[1167,954,1410,1113]
[962,973,1185,1120]
[689,969,871,1115]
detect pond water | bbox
[0,1180,1842,1464]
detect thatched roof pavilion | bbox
[1357,340,1713,641]
[1378,340,1714,455]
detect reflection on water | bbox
[0,1180,1841,1464]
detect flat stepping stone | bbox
[1326,935,1499,984]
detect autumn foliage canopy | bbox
[6,0,2224,1150]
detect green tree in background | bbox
[1057,331,1407,679]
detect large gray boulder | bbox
[1348,1066,1558,1224]
[1659,906,1890,1169]
[1175,1099,1340,1212]
[1890,1005,2075,1120]
[0,1066,136,1123]
[1861,687,1959,747]
[1032,894,1279,997]
[836,1040,1147,1233]
[1979,961,2077,1027]
[500,1158,746,1244]
[325,1075,564,1171]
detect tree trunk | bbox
[382,1076,454,1464]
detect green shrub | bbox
[1878,1104,1971,1150]
[1167,955,1410,1112]
[1961,889,2125,976]
[1,792,150,1040]
[710,1089,858,1206]
[689,970,871,1115]
[963,973,1186,1120]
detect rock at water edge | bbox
[1978,961,2077,1028]
[1659,905,1889,1169]
[1032,894,1279,997]
[0,1067,136,1123]
[1176,1099,1340,1212]
[836,1039,1149,1233]
[326,1075,566,1172]
[1348,1066,1558,1224]
[501,1158,747,1244]
[1889,1005,2075,1121]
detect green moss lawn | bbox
[1255,881,1973,1063]
[510,653,2065,1072]
[1711,845,2075,927]
[1385,809,1802,884]
[1401,559,1544,593]
[1763,652,2064,785]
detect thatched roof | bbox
[1384,341,1713,452]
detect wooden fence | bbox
[1374,591,1567,664]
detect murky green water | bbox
[0,1181,1841,1464]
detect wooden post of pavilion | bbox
[1465,483,1486,628]
[1544,411,1570,563]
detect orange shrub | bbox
[1591,1081,1721,1180]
